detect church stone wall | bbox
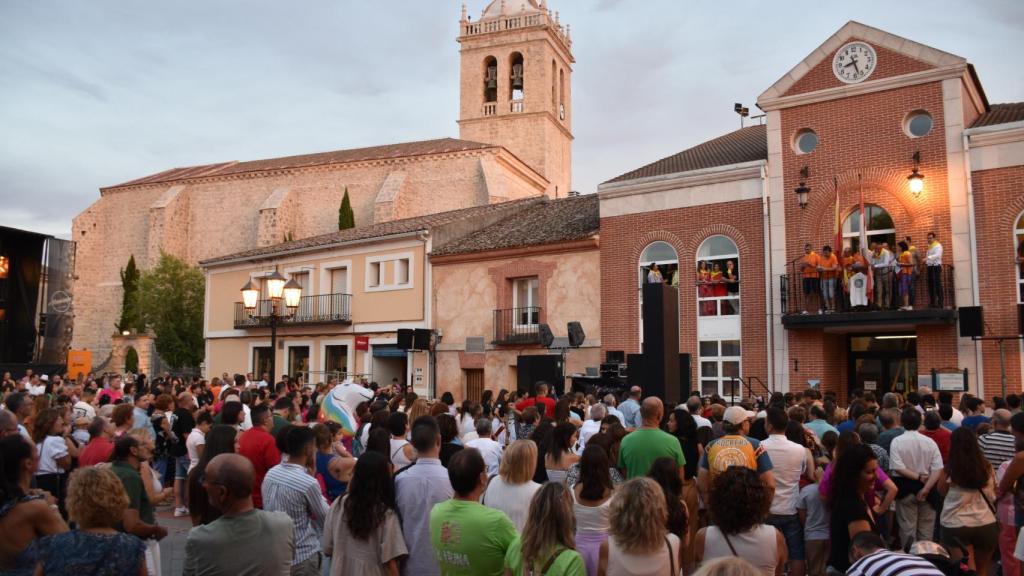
[71,150,543,362]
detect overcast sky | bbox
[1,0,1020,238]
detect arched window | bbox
[509,52,524,110]
[639,241,678,286]
[696,236,739,317]
[483,56,498,103]
[696,235,741,400]
[1016,212,1024,303]
[842,204,895,253]
[551,60,557,109]
[558,68,565,120]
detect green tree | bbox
[124,346,139,373]
[338,187,355,230]
[138,253,205,370]
[116,255,145,333]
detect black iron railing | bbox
[234,293,352,328]
[780,264,955,316]
[493,307,542,345]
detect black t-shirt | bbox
[169,408,195,458]
[829,496,876,572]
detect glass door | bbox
[848,334,917,396]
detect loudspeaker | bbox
[1018,303,1024,336]
[413,328,432,350]
[626,353,645,389]
[641,283,680,406]
[397,328,414,350]
[958,306,984,338]
[567,321,586,347]
[679,353,692,398]
[516,355,563,396]
[606,350,625,364]
[538,323,555,348]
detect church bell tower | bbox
[457,0,574,197]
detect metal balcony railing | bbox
[234,293,352,328]
[780,264,955,317]
[493,307,542,345]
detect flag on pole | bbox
[859,173,873,300]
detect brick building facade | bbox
[599,22,1024,403]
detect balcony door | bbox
[290,271,311,320]
[513,277,539,326]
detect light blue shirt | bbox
[805,418,838,440]
[618,398,641,428]
[395,457,453,576]
[263,462,330,565]
[132,406,156,440]
[606,405,626,426]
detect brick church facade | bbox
[71,0,574,367]
[600,21,1024,402]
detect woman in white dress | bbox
[481,440,541,532]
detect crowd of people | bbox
[797,232,945,314]
[0,368,1020,575]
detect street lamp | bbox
[241,269,301,386]
[794,165,811,209]
[908,150,924,197]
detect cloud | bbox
[0,0,1017,230]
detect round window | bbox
[793,129,818,154]
[905,111,933,138]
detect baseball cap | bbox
[723,406,757,425]
[40,375,49,381]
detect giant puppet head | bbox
[320,380,374,438]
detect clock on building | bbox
[832,41,877,84]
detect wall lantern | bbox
[908,150,925,197]
[794,166,811,209]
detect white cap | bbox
[723,406,756,425]
[40,374,49,381]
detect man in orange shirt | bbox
[817,245,840,313]
[800,243,821,314]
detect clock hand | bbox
[851,56,860,74]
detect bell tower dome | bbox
[458,0,574,197]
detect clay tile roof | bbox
[432,194,599,257]
[971,102,1024,128]
[106,138,495,189]
[200,197,541,266]
[603,124,767,184]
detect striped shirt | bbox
[979,430,1016,469]
[846,549,944,576]
[262,462,329,564]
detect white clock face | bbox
[833,42,877,84]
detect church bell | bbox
[510,63,524,89]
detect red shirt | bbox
[97,389,123,404]
[79,437,114,467]
[515,396,556,419]
[920,427,951,464]
[237,427,282,508]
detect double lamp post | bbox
[240,269,302,386]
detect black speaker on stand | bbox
[397,329,415,350]
[641,283,680,406]
[958,306,984,338]
[413,329,432,350]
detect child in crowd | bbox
[797,479,829,576]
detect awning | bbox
[372,345,407,358]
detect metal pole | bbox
[1000,339,1007,400]
[269,313,277,387]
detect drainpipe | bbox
[962,131,985,396]
[761,163,775,393]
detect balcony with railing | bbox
[460,12,571,47]
[493,307,542,345]
[780,265,956,329]
[482,102,497,116]
[234,293,352,329]
[510,99,524,113]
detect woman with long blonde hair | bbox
[406,399,430,432]
[598,477,680,576]
[482,440,540,532]
[504,482,585,576]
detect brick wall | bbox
[600,197,768,393]
[779,78,960,399]
[971,165,1024,399]
[784,40,932,97]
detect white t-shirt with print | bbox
[186,428,206,471]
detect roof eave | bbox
[200,230,426,269]
[598,159,767,199]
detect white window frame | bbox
[284,340,314,383]
[318,259,353,295]
[247,340,272,376]
[639,241,679,346]
[319,338,355,380]
[364,252,415,292]
[698,339,743,401]
[696,236,740,318]
[512,276,540,327]
[842,204,896,250]
[1016,211,1024,304]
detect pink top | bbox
[819,462,890,505]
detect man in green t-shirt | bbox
[617,397,685,478]
[269,396,294,437]
[430,448,517,576]
[110,435,168,540]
